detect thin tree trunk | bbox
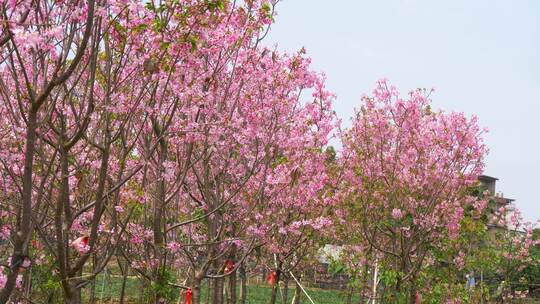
[0,112,38,304]
[229,268,237,304]
[282,275,289,304]
[225,278,230,304]
[151,120,168,304]
[89,255,97,304]
[152,176,166,303]
[119,261,129,304]
[192,277,203,304]
[346,286,353,304]
[213,276,224,304]
[270,283,278,304]
[23,268,32,300]
[269,271,281,304]
[65,285,82,304]
[409,276,419,304]
[239,264,247,304]
[262,269,267,284]
[57,148,78,304]
[293,278,302,304]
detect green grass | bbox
[218,284,357,304]
[88,275,540,304]
[89,274,142,302]
[88,274,359,303]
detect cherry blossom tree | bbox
[0,0,286,303]
[120,44,336,303]
[250,142,336,304]
[338,80,487,303]
[0,1,100,302]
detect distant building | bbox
[478,175,515,229]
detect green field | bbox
[89,275,358,304]
[86,274,540,304]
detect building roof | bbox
[494,196,515,203]
[478,175,498,181]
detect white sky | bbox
[265,0,540,223]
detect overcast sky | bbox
[265,0,540,223]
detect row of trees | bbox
[331,85,539,303]
[0,1,537,304]
[1,1,334,303]
[334,178,539,303]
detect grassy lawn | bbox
[89,274,358,303]
[88,274,540,304]
[222,284,356,304]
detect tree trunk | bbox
[151,123,168,303]
[229,269,237,304]
[224,278,229,304]
[0,112,38,304]
[262,269,267,284]
[89,255,97,304]
[409,280,419,304]
[119,264,129,304]
[64,285,82,304]
[270,284,278,304]
[282,275,289,304]
[23,269,32,301]
[213,277,224,304]
[239,264,247,304]
[345,286,352,304]
[152,177,166,303]
[293,275,302,304]
[192,277,203,304]
[269,271,281,304]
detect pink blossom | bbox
[453,251,466,270]
[114,205,124,213]
[0,270,5,289]
[391,208,403,220]
[167,242,181,251]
